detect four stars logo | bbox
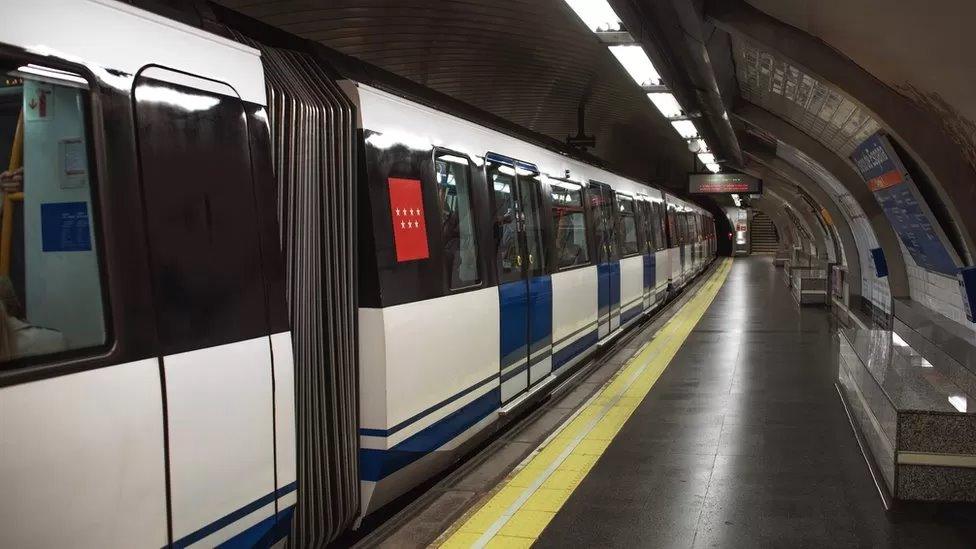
[388,178,429,262]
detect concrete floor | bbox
[536,256,976,548]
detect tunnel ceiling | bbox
[744,0,976,167]
[733,38,882,161]
[215,0,695,189]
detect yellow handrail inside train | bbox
[1,109,24,276]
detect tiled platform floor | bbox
[536,256,976,548]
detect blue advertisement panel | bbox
[850,133,960,276]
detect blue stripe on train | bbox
[171,483,297,548]
[609,262,620,313]
[359,388,501,482]
[500,275,552,388]
[643,253,656,294]
[360,325,597,483]
[620,303,643,325]
[528,275,553,356]
[499,280,529,370]
[553,329,598,369]
[597,261,620,319]
[217,505,294,549]
[359,374,497,438]
[598,263,610,315]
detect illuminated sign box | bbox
[689,173,762,194]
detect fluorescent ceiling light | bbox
[706,163,721,173]
[698,153,716,165]
[689,138,709,153]
[609,45,661,88]
[671,119,698,139]
[647,92,682,119]
[563,0,622,32]
[17,64,88,86]
[949,394,968,413]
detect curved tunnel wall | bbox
[709,0,976,331]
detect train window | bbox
[589,183,617,261]
[435,152,480,289]
[651,201,665,251]
[517,168,547,274]
[550,179,589,269]
[488,160,522,282]
[617,195,639,256]
[134,70,269,354]
[646,201,657,252]
[636,199,649,254]
[641,200,655,254]
[0,64,106,365]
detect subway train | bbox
[0,1,715,547]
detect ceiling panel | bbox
[733,36,881,160]
[216,0,692,186]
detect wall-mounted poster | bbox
[851,133,961,276]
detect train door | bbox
[133,68,280,546]
[489,154,552,405]
[637,196,655,311]
[664,199,680,289]
[589,181,619,339]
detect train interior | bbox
[0,64,104,364]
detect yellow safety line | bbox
[437,258,733,549]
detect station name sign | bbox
[850,132,960,277]
[688,173,762,194]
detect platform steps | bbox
[751,211,779,253]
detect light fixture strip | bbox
[608,44,661,89]
[564,0,623,32]
[671,119,699,139]
[647,92,683,119]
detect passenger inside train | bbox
[435,153,478,288]
[552,181,589,268]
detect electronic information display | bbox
[689,173,762,194]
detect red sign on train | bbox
[388,177,430,262]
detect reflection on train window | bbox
[435,152,479,289]
[589,185,617,260]
[488,160,521,280]
[135,71,271,353]
[651,201,665,251]
[550,180,589,269]
[516,168,546,274]
[0,66,105,364]
[617,195,639,256]
[637,199,652,254]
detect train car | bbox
[0,1,715,546]
[349,84,715,513]
[0,2,296,547]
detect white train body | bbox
[0,1,715,546]
[351,85,714,513]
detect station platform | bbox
[417,256,976,548]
